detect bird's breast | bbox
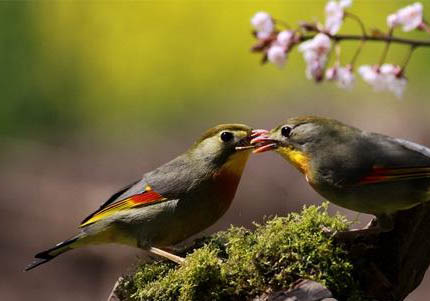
[210,151,251,209]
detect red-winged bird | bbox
[252,116,430,233]
[26,124,254,271]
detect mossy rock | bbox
[116,203,369,301]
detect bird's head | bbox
[189,124,255,177]
[251,116,352,175]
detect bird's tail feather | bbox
[25,235,81,271]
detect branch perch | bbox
[301,33,430,48]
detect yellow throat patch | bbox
[277,147,311,175]
[216,150,251,178]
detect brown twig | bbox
[378,28,394,66]
[344,12,367,36]
[401,45,416,73]
[420,21,430,34]
[344,12,367,67]
[301,33,430,47]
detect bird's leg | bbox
[149,247,185,264]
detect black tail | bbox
[24,236,79,271]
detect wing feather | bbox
[79,181,167,227]
[357,166,430,185]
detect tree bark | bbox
[354,203,430,301]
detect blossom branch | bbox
[250,1,429,98]
[300,33,430,47]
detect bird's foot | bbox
[149,247,185,265]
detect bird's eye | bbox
[220,131,234,142]
[281,126,292,138]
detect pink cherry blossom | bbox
[298,34,331,81]
[386,14,399,28]
[358,65,385,91]
[277,30,294,47]
[380,64,407,97]
[267,45,287,67]
[358,64,407,97]
[326,65,355,89]
[251,12,274,40]
[325,0,352,35]
[299,34,331,57]
[305,60,325,81]
[386,2,423,32]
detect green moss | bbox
[117,203,368,301]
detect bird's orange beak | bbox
[250,130,278,154]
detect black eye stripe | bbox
[220,131,234,142]
[281,126,292,138]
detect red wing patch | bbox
[357,166,430,185]
[80,186,167,227]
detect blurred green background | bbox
[1,1,430,300]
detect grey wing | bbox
[351,134,430,185]
[390,137,430,159]
[363,132,430,167]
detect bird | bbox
[26,124,255,271]
[251,116,430,234]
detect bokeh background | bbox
[2,1,430,300]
